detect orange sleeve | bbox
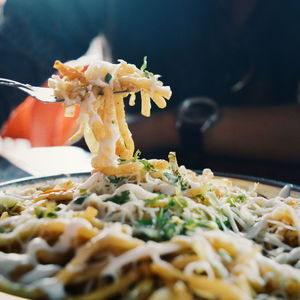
[1,85,80,147]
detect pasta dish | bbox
[0,58,300,300]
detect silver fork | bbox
[0,78,128,103]
[0,78,63,103]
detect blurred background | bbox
[0,0,300,184]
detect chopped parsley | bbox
[140,56,154,78]
[140,160,155,172]
[179,179,190,191]
[0,196,24,215]
[73,195,90,205]
[118,158,127,164]
[155,208,182,240]
[184,219,213,231]
[118,149,155,173]
[163,172,180,184]
[134,208,177,241]
[236,194,247,201]
[134,204,211,241]
[137,219,153,225]
[118,149,142,165]
[216,218,232,230]
[134,224,161,240]
[141,56,154,78]
[165,152,190,191]
[145,194,165,206]
[104,190,131,205]
[34,205,58,219]
[46,212,57,218]
[134,208,215,242]
[107,176,127,185]
[104,73,112,84]
[167,196,188,212]
[140,56,148,72]
[195,193,206,202]
[163,172,190,191]
[133,149,141,160]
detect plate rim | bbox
[0,171,299,192]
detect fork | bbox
[0,78,64,103]
[0,78,127,103]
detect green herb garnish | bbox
[236,194,247,201]
[216,218,232,230]
[35,207,44,219]
[73,195,90,205]
[145,194,165,206]
[133,225,160,240]
[104,190,131,205]
[118,149,141,165]
[184,219,212,231]
[133,149,141,160]
[134,205,215,241]
[226,194,246,207]
[134,208,181,241]
[118,158,127,164]
[45,211,57,218]
[180,179,190,191]
[104,73,112,83]
[195,193,206,202]
[163,172,180,184]
[140,56,154,78]
[34,205,58,219]
[107,176,127,185]
[117,150,155,172]
[163,171,189,191]
[0,196,24,215]
[138,219,153,225]
[140,56,148,72]
[169,196,187,209]
[140,160,155,172]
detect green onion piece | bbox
[140,160,155,172]
[133,149,141,160]
[104,73,112,83]
[107,176,127,185]
[140,56,148,72]
[104,190,130,205]
[163,172,180,184]
[73,195,90,205]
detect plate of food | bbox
[0,58,300,300]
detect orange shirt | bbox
[1,94,79,147]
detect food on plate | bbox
[0,59,300,300]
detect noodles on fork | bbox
[49,58,171,172]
